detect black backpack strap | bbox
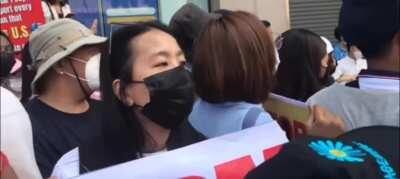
[242,107,264,129]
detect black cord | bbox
[67,59,91,99]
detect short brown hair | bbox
[192,11,276,104]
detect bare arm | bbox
[335,74,358,83]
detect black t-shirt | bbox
[78,120,206,174]
[24,98,102,178]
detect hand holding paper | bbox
[264,93,346,139]
[307,105,347,138]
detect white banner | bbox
[75,122,288,179]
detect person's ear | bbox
[112,79,122,100]
[112,79,133,105]
[321,55,329,68]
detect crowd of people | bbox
[1,0,399,179]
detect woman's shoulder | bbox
[51,148,80,179]
[242,105,274,127]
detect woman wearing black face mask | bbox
[50,22,205,179]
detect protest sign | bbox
[0,0,45,51]
[76,122,288,179]
[264,93,311,139]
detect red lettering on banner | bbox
[269,111,309,140]
[215,155,256,179]
[0,0,45,52]
[163,145,285,179]
[263,145,283,160]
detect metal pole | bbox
[97,0,105,36]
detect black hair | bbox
[273,29,327,102]
[262,20,271,28]
[0,31,13,54]
[356,34,397,59]
[20,43,35,103]
[342,0,400,60]
[20,42,53,99]
[0,31,12,45]
[169,7,216,65]
[170,26,193,65]
[334,26,341,41]
[99,21,172,164]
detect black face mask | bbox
[131,66,195,129]
[1,52,16,78]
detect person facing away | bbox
[23,19,107,178]
[273,29,335,102]
[169,3,216,67]
[51,22,205,179]
[307,0,400,130]
[332,45,368,85]
[189,11,278,138]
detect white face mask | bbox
[85,53,101,91]
[65,53,101,91]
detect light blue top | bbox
[333,43,348,61]
[189,99,274,138]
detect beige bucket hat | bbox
[29,18,107,90]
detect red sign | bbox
[0,0,45,52]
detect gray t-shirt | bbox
[307,83,399,130]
